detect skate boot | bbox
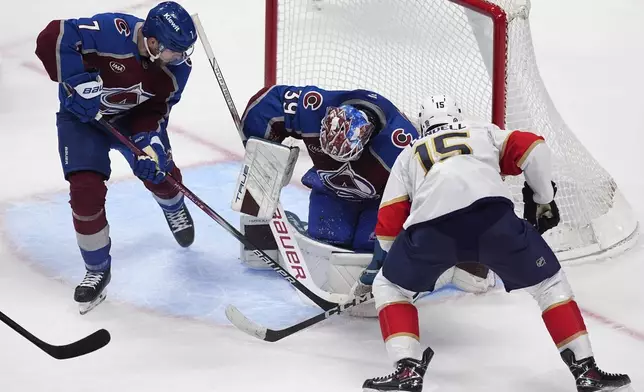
[162,202,194,248]
[74,268,111,315]
[363,347,434,392]
[561,349,632,392]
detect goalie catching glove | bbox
[522,181,561,234]
[231,137,299,219]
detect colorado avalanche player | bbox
[362,95,631,392]
[240,85,418,289]
[35,2,197,314]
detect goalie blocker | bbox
[231,137,299,219]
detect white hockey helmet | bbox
[418,95,463,136]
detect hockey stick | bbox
[95,115,338,311]
[0,310,110,359]
[190,14,243,137]
[225,292,373,342]
[192,14,348,306]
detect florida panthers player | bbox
[34,2,197,314]
[240,85,419,289]
[362,95,631,392]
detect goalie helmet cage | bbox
[263,0,638,262]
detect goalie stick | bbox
[95,115,339,312]
[225,292,374,342]
[192,14,349,306]
[0,310,110,360]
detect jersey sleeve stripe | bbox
[499,130,545,176]
[55,20,65,82]
[517,139,545,167]
[499,130,516,160]
[380,195,409,208]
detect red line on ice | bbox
[580,307,644,343]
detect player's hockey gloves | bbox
[59,71,103,123]
[131,132,170,184]
[358,241,387,286]
[522,181,561,234]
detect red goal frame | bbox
[264,0,508,128]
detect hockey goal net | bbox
[264,0,638,261]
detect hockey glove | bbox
[131,132,170,184]
[59,71,103,123]
[522,181,561,234]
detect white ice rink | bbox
[0,0,643,391]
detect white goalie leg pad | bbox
[327,252,371,295]
[238,214,280,269]
[325,252,377,317]
[451,266,496,294]
[524,269,574,312]
[433,266,456,291]
[231,137,299,219]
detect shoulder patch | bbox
[391,128,415,148]
[303,90,323,110]
[114,18,130,36]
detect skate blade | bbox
[612,385,635,392]
[78,291,107,315]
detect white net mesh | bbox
[269,0,638,260]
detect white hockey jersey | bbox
[375,121,554,251]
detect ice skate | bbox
[162,202,194,248]
[74,268,111,315]
[363,347,434,392]
[561,349,632,392]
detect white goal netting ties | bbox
[265,0,638,262]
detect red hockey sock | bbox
[145,165,182,199]
[542,299,588,348]
[69,172,108,236]
[379,302,419,341]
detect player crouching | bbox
[362,95,631,392]
[232,85,496,311]
[35,2,197,314]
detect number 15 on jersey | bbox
[414,131,473,174]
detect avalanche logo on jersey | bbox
[100,83,155,115]
[302,91,323,111]
[318,163,378,200]
[391,128,415,148]
[114,18,130,36]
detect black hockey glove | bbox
[522,181,561,234]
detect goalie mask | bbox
[319,105,375,162]
[418,95,463,136]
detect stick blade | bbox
[225,305,268,341]
[48,329,111,360]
